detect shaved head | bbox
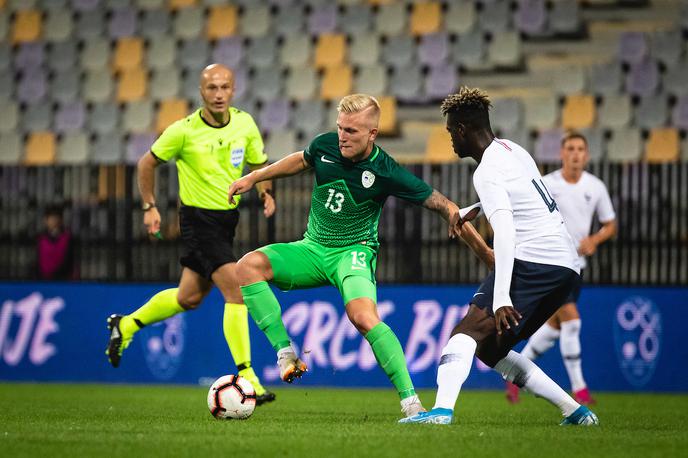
[200,63,234,87]
[199,63,235,122]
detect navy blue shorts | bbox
[471,259,580,338]
[563,269,583,304]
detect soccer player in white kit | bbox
[506,132,616,405]
[400,88,599,425]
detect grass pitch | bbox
[0,383,685,458]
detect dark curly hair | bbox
[441,87,493,130]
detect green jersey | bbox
[151,107,267,210]
[302,132,432,250]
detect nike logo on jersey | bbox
[321,156,335,163]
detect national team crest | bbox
[362,170,375,188]
[231,147,245,167]
[139,314,185,381]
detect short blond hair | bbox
[337,94,380,119]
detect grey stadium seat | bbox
[57,132,90,164]
[0,132,21,165]
[607,127,642,163]
[88,102,121,135]
[91,132,124,164]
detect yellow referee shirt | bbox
[151,107,268,210]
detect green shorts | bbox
[258,238,377,304]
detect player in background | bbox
[227,94,495,419]
[401,88,599,425]
[506,132,616,405]
[105,64,276,404]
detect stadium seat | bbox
[561,94,596,130]
[140,9,171,39]
[292,99,325,138]
[84,69,114,103]
[169,0,197,11]
[0,12,7,44]
[354,64,387,96]
[126,132,157,164]
[252,67,284,102]
[178,38,210,72]
[635,96,668,130]
[75,9,105,41]
[246,35,278,69]
[88,102,120,135]
[425,124,457,163]
[22,102,51,133]
[382,35,415,69]
[281,34,312,69]
[515,0,547,36]
[645,128,679,163]
[445,1,476,35]
[308,4,338,35]
[80,37,111,71]
[500,128,531,152]
[390,64,423,103]
[108,6,138,39]
[156,98,188,133]
[663,62,688,97]
[579,127,605,163]
[0,101,18,134]
[264,129,297,162]
[618,32,648,65]
[349,33,380,67]
[14,42,44,71]
[418,33,449,67]
[479,0,511,33]
[274,5,305,37]
[11,10,41,44]
[534,128,564,164]
[549,0,581,35]
[24,132,56,165]
[590,61,622,96]
[48,40,77,72]
[122,100,154,133]
[54,101,86,133]
[410,1,441,36]
[607,127,642,163]
[44,8,73,42]
[117,68,148,102]
[136,0,165,10]
[491,98,523,133]
[285,65,318,101]
[377,96,397,136]
[0,43,10,71]
[453,30,486,70]
[314,34,346,69]
[173,6,203,40]
[91,132,124,164]
[598,94,632,129]
[113,37,145,73]
[340,3,372,36]
[551,65,587,96]
[149,66,180,101]
[259,98,291,134]
[240,5,270,38]
[375,3,406,37]
[625,58,659,97]
[57,132,90,164]
[207,5,237,40]
[71,0,100,12]
[650,29,682,68]
[524,94,558,130]
[0,132,21,165]
[16,70,48,105]
[147,36,176,70]
[424,63,458,101]
[672,95,688,130]
[320,64,353,100]
[212,37,244,69]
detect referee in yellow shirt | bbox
[106,64,276,404]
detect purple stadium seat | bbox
[625,58,659,97]
[14,43,45,71]
[108,7,138,39]
[672,95,688,130]
[618,32,648,65]
[424,64,458,101]
[534,128,564,164]
[212,37,244,69]
[232,66,249,101]
[258,98,291,134]
[418,33,449,67]
[126,132,157,165]
[55,101,86,133]
[17,69,48,104]
[308,4,338,35]
[71,0,100,12]
[515,0,547,36]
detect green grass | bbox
[0,383,686,458]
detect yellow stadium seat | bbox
[12,10,41,44]
[98,165,127,200]
[113,37,144,73]
[561,94,596,130]
[410,1,441,36]
[24,132,56,165]
[207,5,237,40]
[645,128,679,163]
[425,124,457,163]
[314,34,346,69]
[156,98,189,133]
[367,0,394,5]
[117,68,147,102]
[168,0,197,10]
[377,96,398,136]
[320,64,352,100]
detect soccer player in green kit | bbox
[106,64,276,404]
[228,94,494,418]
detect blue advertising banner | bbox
[0,282,685,392]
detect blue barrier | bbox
[0,282,685,391]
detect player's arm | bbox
[489,209,522,334]
[248,161,275,218]
[578,219,616,256]
[229,151,310,205]
[137,151,163,236]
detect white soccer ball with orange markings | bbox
[207,375,256,419]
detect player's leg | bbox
[212,262,274,404]
[557,302,594,404]
[106,268,211,367]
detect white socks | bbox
[433,333,477,411]
[522,323,560,360]
[560,319,586,392]
[495,350,579,417]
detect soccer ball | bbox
[207,374,256,419]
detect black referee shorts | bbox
[471,259,580,340]
[179,205,239,280]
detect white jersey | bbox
[543,170,616,269]
[473,139,579,273]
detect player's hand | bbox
[261,192,275,218]
[494,306,522,335]
[143,207,162,237]
[578,236,597,256]
[448,207,463,239]
[228,173,257,205]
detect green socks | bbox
[120,288,185,338]
[223,302,266,395]
[240,281,291,352]
[365,322,416,400]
